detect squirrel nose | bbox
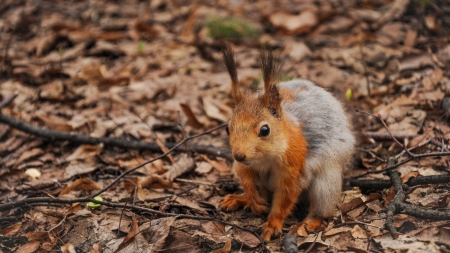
[233,152,246,162]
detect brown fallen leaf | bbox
[156,137,175,164]
[1,222,22,236]
[340,193,380,214]
[16,241,40,253]
[351,225,367,239]
[60,178,101,196]
[61,242,76,253]
[140,175,177,189]
[233,228,259,248]
[200,155,231,174]
[269,10,318,35]
[14,148,43,166]
[210,236,231,253]
[180,102,205,129]
[401,171,419,183]
[164,154,196,181]
[174,196,208,215]
[114,215,139,253]
[202,96,231,123]
[89,243,101,253]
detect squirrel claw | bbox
[261,221,282,242]
[220,194,243,211]
[304,217,325,232]
[221,194,268,214]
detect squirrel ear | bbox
[260,48,282,118]
[221,41,243,103]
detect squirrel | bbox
[220,42,355,242]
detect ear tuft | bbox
[221,41,243,103]
[260,48,283,118]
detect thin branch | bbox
[0,112,231,160]
[381,157,450,238]
[357,110,414,157]
[354,151,450,178]
[87,123,227,198]
[347,174,450,189]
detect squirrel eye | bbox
[225,125,230,135]
[258,124,270,137]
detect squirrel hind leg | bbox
[307,161,343,219]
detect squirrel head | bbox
[221,42,287,166]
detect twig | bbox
[354,151,450,178]
[381,157,450,238]
[0,112,231,160]
[87,123,227,198]
[356,148,386,163]
[345,174,450,190]
[304,232,319,253]
[364,132,449,151]
[357,110,414,157]
[383,157,406,238]
[358,41,371,96]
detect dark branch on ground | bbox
[381,157,450,238]
[0,112,231,160]
[347,174,450,190]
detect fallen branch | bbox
[381,157,450,238]
[364,131,447,151]
[347,174,450,190]
[0,112,231,160]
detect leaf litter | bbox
[0,0,450,252]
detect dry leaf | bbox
[1,222,22,236]
[60,178,101,196]
[164,154,196,181]
[16,241,40,253]
[269,10,318,35]
[140,175,176,189]
[202,96,230,122]
[180,102,205,128]
[200,155,230,174]
[113,215,139,253]
[351,225,367,239]
[156,137,174,164]
[61,242,76,253]
[14,148,43,165]
[210,236,231,253]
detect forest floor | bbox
[1,0,450,252]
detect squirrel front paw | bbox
[221,194,268,214]
[261,219,283,242]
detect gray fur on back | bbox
[280,79,354,160]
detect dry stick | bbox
[0,112,231,160]
[347,174,450,190]
[384,157,407,238]
[382,157,450,238]
[357,110,414,157]
[87,123,226,198]
[358,41,371,96]
[364,131,448,151]
[354,151,450,178]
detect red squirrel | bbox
[220,42,355,242]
